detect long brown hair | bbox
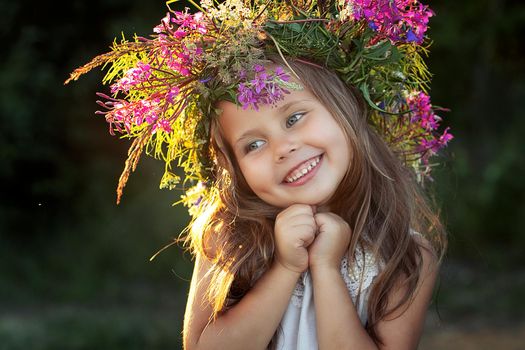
[183,56,447,344]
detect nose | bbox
[275,137,298,162]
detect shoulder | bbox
[410,230,440,275]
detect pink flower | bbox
[407,91,439,131]
[172,10,207,34]
[350,0,433,44]
[418,127,453,156]
[154,13,172,33]
[165,86,180,103]
[155,119,172,133]
[110,61,152,93]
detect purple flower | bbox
[274,66,290,82]
[406,29,417,43]
[237,83,258,110]
[251,74,267,94]
[253,64,265,73]
[236,66,292,110]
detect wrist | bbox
[309,261,341,275]
[272,259,304,278]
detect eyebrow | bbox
[233,128,259,148]
[276,99,312,114]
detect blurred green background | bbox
[1,0,524,349]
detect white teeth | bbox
[285,156,321,183]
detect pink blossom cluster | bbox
[405,91,453,160]
[237,65,292,110]
[154,10,207,37]
[159,43,204,76]
[97,94,172,134]
[351,0,433,44]
[153,11,207,76]
[419,127,453,155]
[407,91,438,130]
[111,62,152,93]
[100,11,210,138]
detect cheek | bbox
[239,160,263,189]
[326,125,352,169]
[239,157,276,197]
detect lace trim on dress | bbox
[290,246,379,308]
[341,247,379,304]
[290,272,307,307]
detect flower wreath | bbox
[66,0,453,217]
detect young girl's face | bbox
[218,87,352,208]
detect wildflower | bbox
[236,66,293,110]
[66,0,452,203]
[154,13,172,33]
[418,127,453,162]
[173,10,207,34]
[155,119,173,133]
[237,82,259,110]
[110,61,152,93]
[274,66,290,82]
[407,91,439,131]
[350,0,433,44]
[165,86,180,104]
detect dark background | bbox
[1,0,524,348]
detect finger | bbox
[290,212,316,224]
[277,204,313,220]
[313,212,329,226]
[296,227,316,247]
[290,221,317,234]
[302,233,316,247]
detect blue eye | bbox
[246,140,266,153]
[286,113,304,128]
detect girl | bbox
[183,57,446,350]
[66,0,451,348]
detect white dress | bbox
[275,247,380,350]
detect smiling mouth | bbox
[284,155,322,183]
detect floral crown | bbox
[66,0,453,216]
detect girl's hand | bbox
[309,212,352,271]
[274,204,317,273]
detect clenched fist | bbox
[274,204,317,273]
[308,212,352,270]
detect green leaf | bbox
[359,82,388,113]
[363,40,393,60]
[289,23,303,33]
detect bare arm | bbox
[183,204,317,350]
[311,265,378,349]
[309,211,377,349]
[310,213,439,350]
[373,238,439,349]
[183,254,301,350]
